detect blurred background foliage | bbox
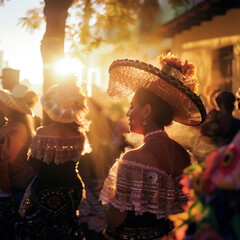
[16,0,188,53]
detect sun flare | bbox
[54,57,84,79]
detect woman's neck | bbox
[143,125,164,136]
[143,129,168,143]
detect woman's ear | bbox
[144,104,152,118]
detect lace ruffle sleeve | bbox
[28,134,91,165]
[99,159,188,219]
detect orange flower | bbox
[158,53,197,79]
[158,53,182,73]
[180,174,191,195]
[175,224,188,240]
[191,172,204,196]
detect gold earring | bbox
[143,120,147,126]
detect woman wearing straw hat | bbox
[0,84,38,239]
[17,78,91,239]
[100,54,206,239]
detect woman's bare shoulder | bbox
[122,146,145,162]
[142,137,190,173]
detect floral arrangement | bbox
[158,53,198,93]
[169,131,240,240]
[158,53,196,80]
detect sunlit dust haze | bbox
[0,0,44,85]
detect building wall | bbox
[173,9,240,111]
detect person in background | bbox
[0,68,20,128]
[0,84,37,202]
[100,54,206,239]
[200,91,240,146]
[0,84,38,239]
[17,78,91,239]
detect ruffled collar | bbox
[144,129,168,143]
[100,157,187,219]
[28,134,91,165]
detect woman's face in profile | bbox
[126,94,145,134]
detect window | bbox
[212,45,233,91]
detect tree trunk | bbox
[41,0,73,124]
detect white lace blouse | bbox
[99,158,188,219]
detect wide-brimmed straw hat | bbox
[0,84,36,115]
[107,54,206,126]
[41,81,88,123]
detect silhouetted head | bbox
[215,91,236,112]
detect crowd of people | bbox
[0,54,239,240]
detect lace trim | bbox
[120,158,172,176]
[99,159,188,219]
[144,129,168,143]
[28,134,87,165]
